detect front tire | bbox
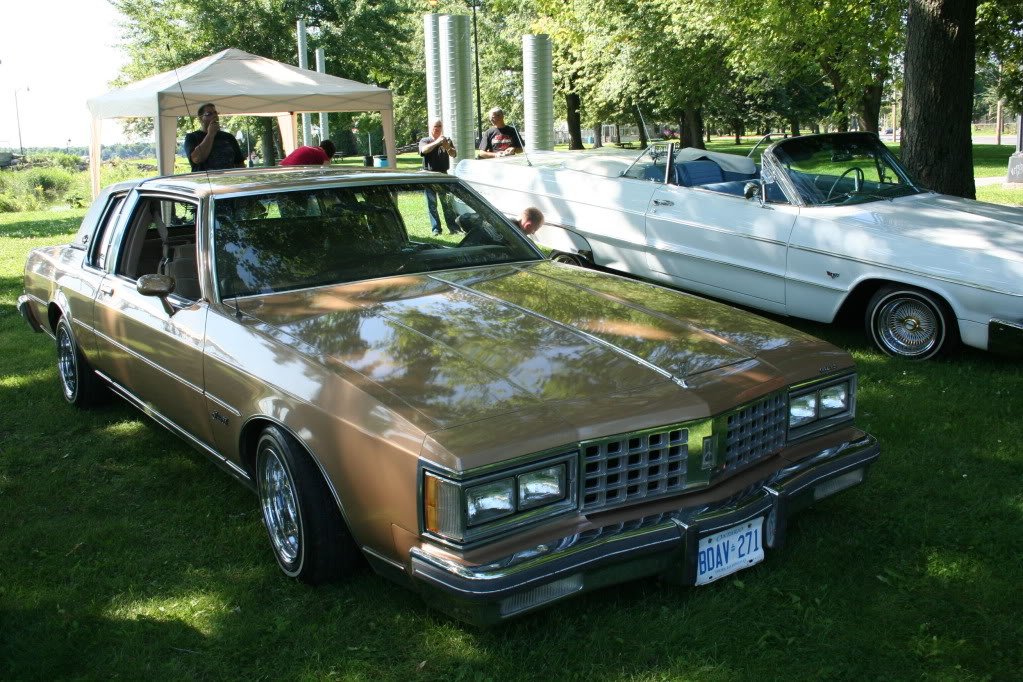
[866,285,958,360]
[55,316,106,408]
[255,425,359,583]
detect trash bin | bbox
[363,155,373,167]
[373,155,388,168]
[587,135,595,144]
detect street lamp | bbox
[467,0,483,143]
[14,86,28,156]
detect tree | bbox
[902,0,977,198]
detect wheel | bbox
[865,285,959,360]
[551,252,587,267]
[55,316,107,408]
[255,425,359,583]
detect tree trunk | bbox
[633,109,649,148]
[683,108,706,149]
[260,117,277,166]
[592,120,603,148]
[858,81,884,133]
[902,0,976,198]
[789,116,800,137]
[733,120,743,144]
[834,99,850,132]
[565,92,584,150]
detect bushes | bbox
[0,167,76,213]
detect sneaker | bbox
[432,229,441,235]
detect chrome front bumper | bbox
[409,433,880,625]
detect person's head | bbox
[488,107,506,128]
[517,207,544,236]
[318,140,336,162]
[430,119,444,139]
[197,103,219,130]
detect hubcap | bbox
[259,448,301,564]
[57,327,77,399]
[876,297,938,357]
[553,253,582,266]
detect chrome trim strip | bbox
[204,391,241,417]
[362,546,408,573]
[646,219,789,248]
[789,244,1023,298]
[430,273,689,388]
[644,241,786,281]
[91,327,204,396]
[96,370,250,482]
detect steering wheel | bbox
[825,167,865,202]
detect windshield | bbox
[213,181,543,299]
[770,133,923,206]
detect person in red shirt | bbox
[280,140,336,166]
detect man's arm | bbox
[419,137,448,155]
[189,124,219,165]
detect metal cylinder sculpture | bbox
[439,15,474,164]
[423,14,442,127]
[315,48,329,143]
[297,19,312,146]
[522,34,554,151]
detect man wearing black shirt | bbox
[183,103,245,172]
[418,118,460,235]
[478,107,525,159]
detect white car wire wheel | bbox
[255,426,359,583]
[866,285,959,360]
[55,316,106,408]
[551,252,587,267]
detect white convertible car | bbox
[456,132,1023,360]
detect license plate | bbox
[695,517,765,585]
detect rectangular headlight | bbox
[789,392,818,428]
[466,478,516,526]
[518,465,566,510]
[819,383,849,417]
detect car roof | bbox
[132,166,455,198]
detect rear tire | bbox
[551,252,587,267]
[865,285,959,360]
[255,425,359,583]
[55,316,107,408]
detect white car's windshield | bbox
[214,181,543,298]
[770,133,923,206]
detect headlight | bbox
[518,465,566,510]
[788,393,818,428]
[787,375,856,438]
[466,478,516,526]
[423,458,576,545]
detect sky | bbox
[0,0,131,149]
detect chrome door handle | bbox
[653,199,674,207]
[101,287,114,297]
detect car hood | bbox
[832,193,1023,262]
[239,262,833,431]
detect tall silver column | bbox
[439,15,473,163]
[424,14,443,128]
[522,34,553,151]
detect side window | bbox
[116,196,202,300]
[89,194,127,270]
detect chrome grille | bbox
[582,428,688,511]
[723,393,787,472]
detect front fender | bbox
[534,222,593,261]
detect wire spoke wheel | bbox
[57,325,78,400]
[866,286,957,360]
[259,446,302,565]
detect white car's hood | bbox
[835,193,1023,263]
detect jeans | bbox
[425,188,459,234]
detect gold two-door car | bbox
[18,166,879,624]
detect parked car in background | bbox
[19,166,879,624]
[457,132,1023,360]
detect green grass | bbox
[3,206,1023,678]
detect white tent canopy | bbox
[86,48,397,196]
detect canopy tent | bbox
[86,48,396,196]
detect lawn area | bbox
[1,208,1022,681]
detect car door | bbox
[643,185,800,315]
[91,192,216,448]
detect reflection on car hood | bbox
[835,193,1023,263]
[240,262,826,429]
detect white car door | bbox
[643,186,800,315]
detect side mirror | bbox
[137,274,176,316]
[744,181,766,207]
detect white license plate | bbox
[695,516,765,585]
